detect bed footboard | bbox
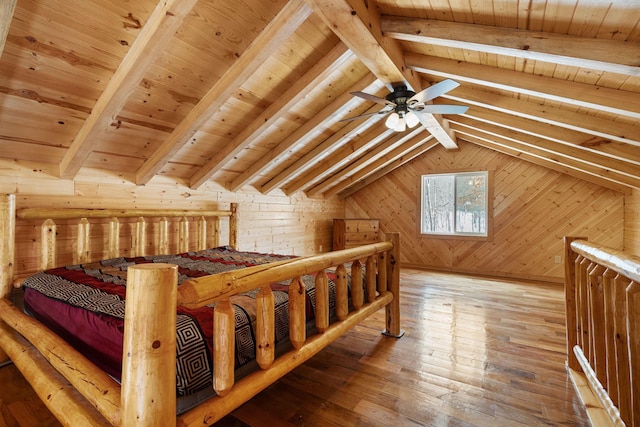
[0,193,402,426]
[564,236,639,427]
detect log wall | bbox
[346,141,626,282]
[0,165,343,277]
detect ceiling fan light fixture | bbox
[385,112,400,129]
[394,118,407,132]
[405,110,420,128]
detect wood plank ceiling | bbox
[0,0,638,198]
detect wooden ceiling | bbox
[1,0,639,198]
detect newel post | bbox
[0,194,15,300]
[383,232,403,338]
[564,236,585,371]
[122,263,178,426]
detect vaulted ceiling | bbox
[1,0,639,198]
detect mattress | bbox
[21,246,342,413]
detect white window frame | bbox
[420,171,491,238]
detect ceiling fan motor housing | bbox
[386,85,417,112]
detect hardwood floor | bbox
[0,269,589,427]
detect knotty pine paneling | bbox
[1,163,343,277]
[345,141,625,282]
[625,188,640,256]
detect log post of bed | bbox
[122,263,178,426]
[564,236,640,427]
[0,194,15,364]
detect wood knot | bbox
[152,340,161,349]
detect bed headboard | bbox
[0,194,238,298]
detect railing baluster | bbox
[256,285,275,369]
[315,270,329,333]
[288,277,306,349]
[366,256,376,303]
[351,260,363,310]
[628,281,640,427]
[213,299,235,396]
[335,264,348,321]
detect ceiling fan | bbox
[342,79,469,132]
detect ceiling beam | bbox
[337,140,440,199]
[59,0,199,180]
[438,84,640,148]
[433,97,640,165]
[286,120,393,195]
[229,73,379,192]
[189,43,352,190]
[0,0,16,59]
[320,132,433,198]
[306,127,424,197]
[260,102,386,194]
[382,16,640,77]
[304,0,458,149]
[453,128,633,194]
[134,0,312,186]
[450,116,640,185]
[406,53,640,119]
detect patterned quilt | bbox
[22,246,337,398]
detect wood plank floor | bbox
[0,268,589,426]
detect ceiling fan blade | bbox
[408,79,461,104]
[339,110,391,122]
[351,91,396,106]
[412,104,469,115]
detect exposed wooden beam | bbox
[453,128,633,194]
[321,133,434,198]
[0,0,16,59]
[406,53,640,119]
[449,116,640,186]
[260,102,386,194]
[59,0,199,179]
[190,43,352,190]
[304,0,458,149]
[337,140,440,199]
[306,127,424,197]
[285,122,393,195]
[439,84,640,148]
[382,16,640,77]
[135,0,312,186]
[435,98,640,165]
[229,73,379,192]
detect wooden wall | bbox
[625,188,640,256]
[345,141,625,282]
[0,162,344,277]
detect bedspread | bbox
[21,246,337,399]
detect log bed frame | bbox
[564,237,639,427]
[0,194,402,426]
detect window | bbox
[420,171,489,237]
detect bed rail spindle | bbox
[159,217,170,254]
[76,218,90,264]
[335,264,348,321]
[315,270,329,333]
[178,216,189,253]
[108,217,120,259]
[288,277,306,349]
[351,260,363,310]
[197,216,207,251]
[41,219,57,271]
[213,216,221,248]
[229,203,238,249]
[366,256,377,303]
[213,299,236,396]
[256,285,275,369]
[133,217,146,257]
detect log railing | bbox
[564,237,640,427]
